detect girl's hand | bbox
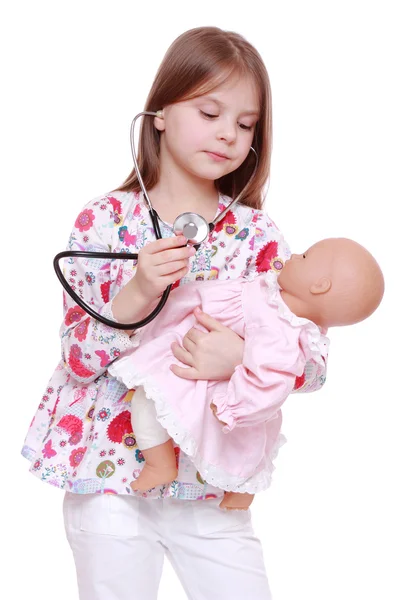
[170,308,244,380]
[133,235,195,302]
[112,236,195,325]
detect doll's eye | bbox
[302,254,306,258]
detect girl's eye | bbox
[302,254,306,258]
[200,110,254,131]
[200,110,218,119]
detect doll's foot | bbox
[130,464,178,491]
[219,491,255,511]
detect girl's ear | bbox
[310,277,331,295]
[154,110,165,132]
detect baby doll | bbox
[109,238,384,509]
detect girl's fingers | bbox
[161,266,189,286]
[153,246,195,266]
[170,364,199,380]
[157,260,190,277]
[171,342,195,366]
[146,235,188,254]
[193,308,224,332]
[182,335,196,353]
[184,327,206,344]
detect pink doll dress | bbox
[109,271,328,493]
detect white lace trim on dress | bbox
[111,364,286,494]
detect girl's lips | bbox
[205,151,230,162]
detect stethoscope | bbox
[54,110,258,330]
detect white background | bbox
[2,1,399,598]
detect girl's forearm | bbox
[111,277,158,335]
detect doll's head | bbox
[277,238,384,328]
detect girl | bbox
[22,26,327,600]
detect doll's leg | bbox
[219,491,255,510]
[130,387,178,491]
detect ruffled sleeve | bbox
[59,196,139,384]
[211,322,304,433]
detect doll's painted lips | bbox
[205,151,230,161]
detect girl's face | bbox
[155,74,260,183]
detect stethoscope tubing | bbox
[54,250,172,330]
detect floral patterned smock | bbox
[22,191,327,499]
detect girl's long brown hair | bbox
[116,27,272,210]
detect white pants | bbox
[131,387,170,450]
[63,492,272,600]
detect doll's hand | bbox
[210,402,227,426]
[170,308,244,380]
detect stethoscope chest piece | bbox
[173,212,212,245]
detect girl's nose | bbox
[217,118,236,143]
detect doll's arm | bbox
[210,325,302,432]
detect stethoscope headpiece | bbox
[173,212,210,245]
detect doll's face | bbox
[277,241,334,300]
[277,238,384,328]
